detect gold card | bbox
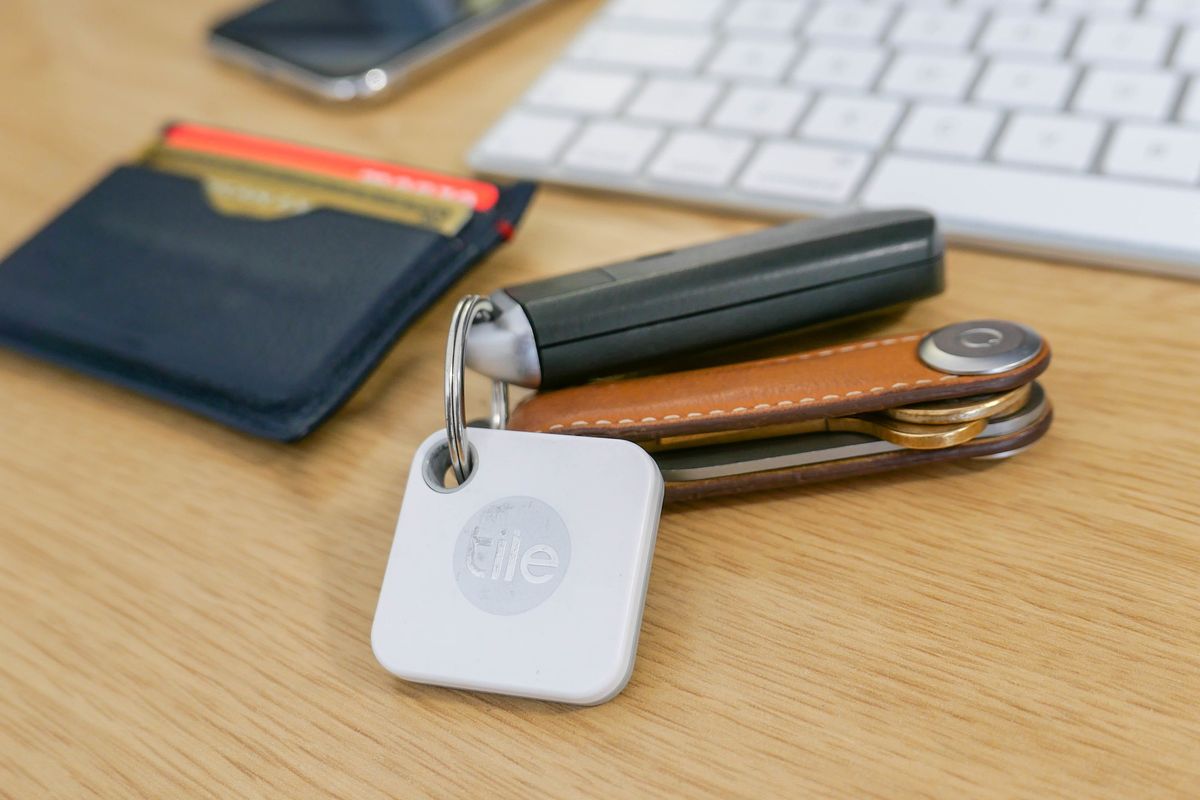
[139,145,473,236]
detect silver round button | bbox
[918,320,1043,376]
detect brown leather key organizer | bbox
[507,320,1053,501]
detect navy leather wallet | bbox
[0,164,535,440]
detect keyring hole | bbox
[422,439,479,493]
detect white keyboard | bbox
[469,0,1200,279]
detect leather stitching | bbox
[538,334,959,432]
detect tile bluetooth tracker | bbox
[372,427,664,705]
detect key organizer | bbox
[507,320,1054,501]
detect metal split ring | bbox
[445,295,509,484]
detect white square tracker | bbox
[372,428,664,705]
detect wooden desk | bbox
[2,2,1198,797]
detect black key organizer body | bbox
[0,164,535,440]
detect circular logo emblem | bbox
[452,496,571,615]
[957,326,1005,349]
[918,320,1043,376]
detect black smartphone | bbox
[209,0,554,102]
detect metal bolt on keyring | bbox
[444,295,510,484]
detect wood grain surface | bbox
[1,1,1198,797]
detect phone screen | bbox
[213,0,511,78]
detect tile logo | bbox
[453,497,570,615]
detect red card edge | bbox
[163,122,500,212]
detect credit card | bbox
[140,145,473,236]
[162,122,501,212]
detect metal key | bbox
[653,383,1049,483]
[885,383,1032,424]
[651,414,986,452]
[649,386,1027,453]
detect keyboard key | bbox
[791,45,887,89]
[606,0,727,25]
[974,60,1078,110]
[626,77,722,124]
[648,131,753,186]
[707,38,798,80]
[862,154,1200,271]
[1073,68,1180,121]
[894,104,1002,159]
[739,142,872,203]
[570,27,713,71]
[1145,0,1200,20]
[711,85,811,135]
[1173,27,1200,70]
[889,8,982,50]
[959,0,1041,8]
[880,52,980,100]
[1074,19,1174,66]
[724,0,809,32]
[562,121,664,175]
[995,112,1105,171]
[979,14,1076,57]
[1102,123,1200,183]
[474,111,579,163]
[1180,79,1200,124]
[525,66,638,114]
[801,94,903,147]
[1052,0,1138,11]
[805,2,894,42]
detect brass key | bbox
[651,415,985,452]
[885,384,1032,424]
[650,387,1026,453]
[653,383,1050,485]
[826,415,986,449]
